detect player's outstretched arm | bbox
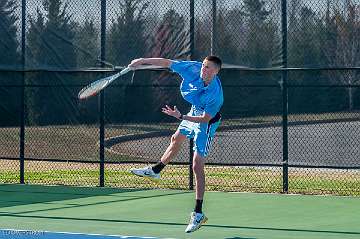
[128,58,172,69]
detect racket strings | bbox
[78,72,122,99]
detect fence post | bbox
[20,0,26,184]
[211,0,217,55]
[281,0,289,193]
[99,0,106,187]
[188,0,195,190]
[190,0,194,59]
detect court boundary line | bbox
[0,229,177,239]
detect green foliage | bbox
[27,0,76,68]
[107,0,149,65]
[0,0,19,67]
[0,0,20,126]
[214,9,241,64]
[287,2,360,112]
[149,9,188,59]
[241,0,278,67]
[26,0,78,125]
[75,18,99,67]
[289,6,324,67]
[106,0,150,122]
[319,2,360,110]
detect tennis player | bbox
[129,56,223,233]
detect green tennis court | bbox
[0,184,359,239]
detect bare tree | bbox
[324,0,360,110]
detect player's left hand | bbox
[162,105,181,119]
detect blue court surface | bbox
[0,229,174,239]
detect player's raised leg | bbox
[131,130,186,180]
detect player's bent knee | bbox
[170,133,183,146]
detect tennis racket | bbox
[78,67,131,100]
[78,65,162,100]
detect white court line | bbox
[0,229,177,239]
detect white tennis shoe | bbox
[185,212,208,233]
[130,166,160,181]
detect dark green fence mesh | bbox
[0,0,359,195]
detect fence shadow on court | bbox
[224,237,257,239]
[0,184,151,209]
[204,224,360,236]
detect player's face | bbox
[200,59,219,81]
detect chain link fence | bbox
[0,0,359,196]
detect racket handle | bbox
[120,67,132,75]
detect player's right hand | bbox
[128,58,144,68]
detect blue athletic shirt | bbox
[170,60,223,118]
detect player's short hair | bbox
[205,55,222,69]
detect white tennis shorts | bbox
[178,113,221,157]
